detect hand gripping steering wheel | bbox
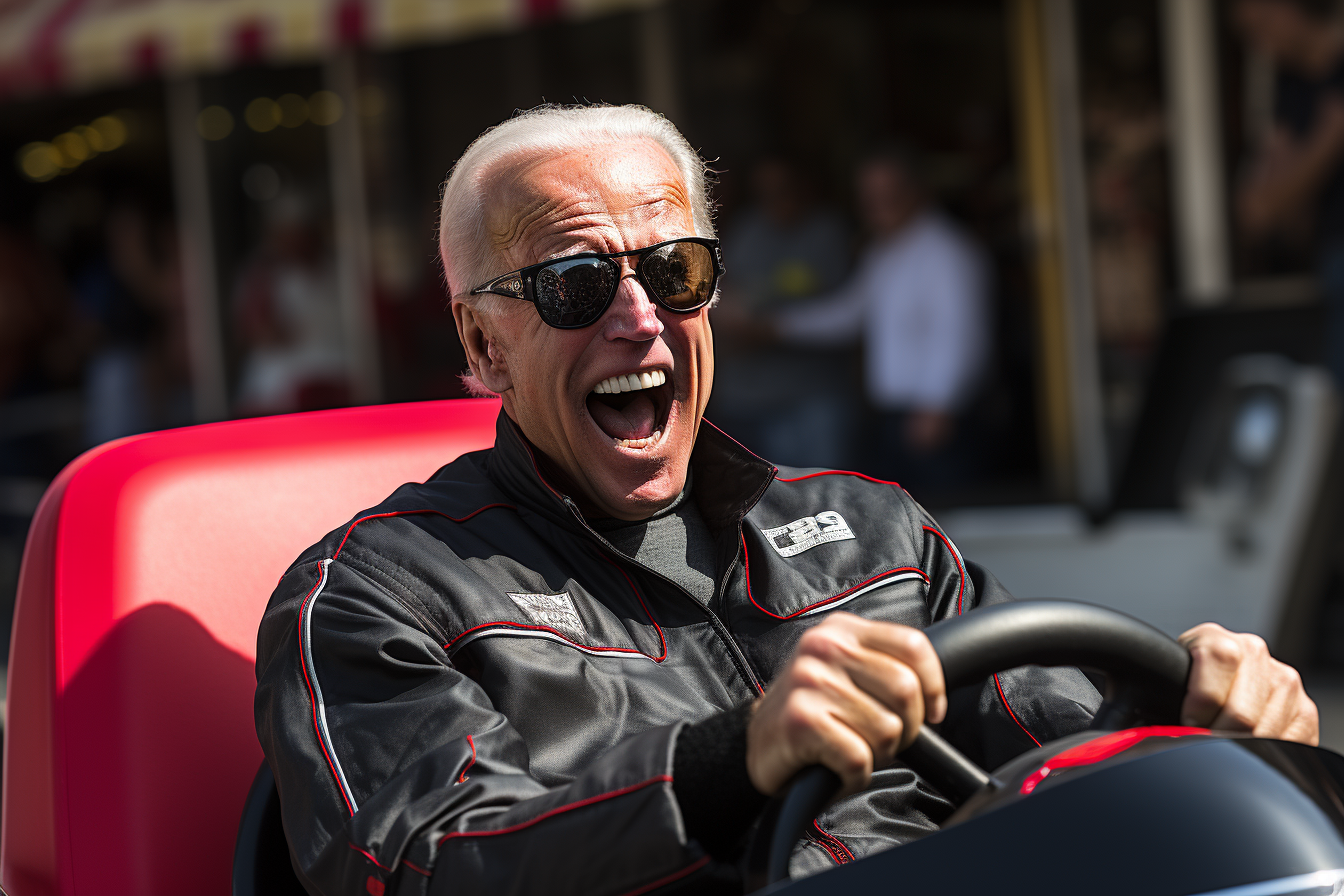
[744,600,1193,890]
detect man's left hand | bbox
[1178,622,1319,746]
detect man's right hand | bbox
[745,612,947,796]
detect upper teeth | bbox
[593,370,666,394]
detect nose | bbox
[601,271,663,342]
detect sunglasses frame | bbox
[468,236,725,329]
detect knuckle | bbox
[888,663,922,706]
[1193,633,1242,667]
[873,714,905,756]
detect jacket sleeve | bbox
[255,554,708,896]
[918,516,1102,771]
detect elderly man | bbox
[255,105,1318,896]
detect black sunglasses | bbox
[468,237,724,329]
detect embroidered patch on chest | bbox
[506,590,587,642]
[762,511,856,557]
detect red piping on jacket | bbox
[349,842,389,870]
[298,563,355,816]
[812,819,854,863]
[437,775,673,845]
[442,556,668,662]
[776,469,902,488]
[1019,726,1210,795]
[741,532,927,620]
[921,525,965,615]
[332,503,516,562]
[994,672,1041,748]
[459,734,476,783]
[348,842,432,878]
[618,856,712,896]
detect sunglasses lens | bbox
[535,257,617,327]
[641,241,717,311]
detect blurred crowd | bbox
[9,0,1344,514]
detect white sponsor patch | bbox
[506,591,587,641]
[762,511,855,557]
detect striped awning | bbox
[0,0,654,99]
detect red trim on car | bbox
[994,673,1042,748]
[459,734,476,783]
[741,533,927,620]
[1019,726,1210,795]
[331,503,516,562]
[437,775,673,845]
[618,856,712,896]
[921,525,965,615]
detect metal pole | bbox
[324,49,382,405]
[1010,0,1110,508]
[1162,0,1231,305]
[166,77,229,422]
[1043,0,1109,509]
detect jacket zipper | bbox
[563,497,764,696]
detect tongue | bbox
[588,392,657,441]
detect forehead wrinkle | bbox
[490,195,562,252]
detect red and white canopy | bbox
[0,0,650,99]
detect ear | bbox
[452,300,514,395]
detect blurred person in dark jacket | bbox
[713,155,854,467]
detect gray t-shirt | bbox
[593,477,718,606]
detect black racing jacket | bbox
[255,412,1101,896]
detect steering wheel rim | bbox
[745,599,1192,890]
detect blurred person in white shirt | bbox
[774,149,989,492]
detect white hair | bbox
[438,104,716,313]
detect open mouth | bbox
[586,369,674,449]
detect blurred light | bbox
[246,97,282,133]
[1233,394,1283,467]
[356,85,386,118]
[242,163,282,201]
[278,93,308,128]
[74,125,103,154]
[54,131,91,164]
[308,90,343,126]
[91,115,127,151]
[197,105,234,140]
[17,143,61,181]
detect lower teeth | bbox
[616,429,662,448]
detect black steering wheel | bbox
[744,599,1193,890]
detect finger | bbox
[844,649,927,752]
[748,675,879,795]
[793,650,914,768]
[1179,624,1245,727]
[1283,692,1321,747]
[1248,677,1299,740]
[842,615,948,724]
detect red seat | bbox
[2,398,501,896]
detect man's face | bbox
[857,161,920,236]
[466,140,714,521]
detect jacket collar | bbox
[485,410,777,534]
